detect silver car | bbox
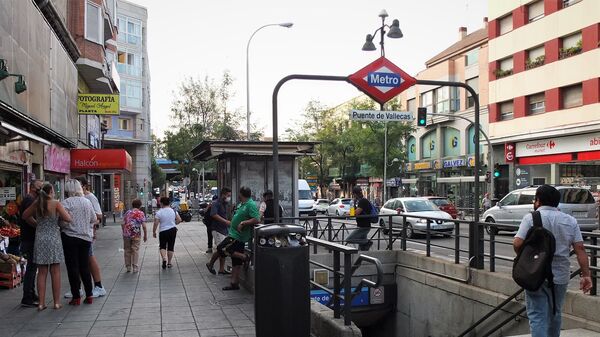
[327,198,352,216]
[378,197,455,238]
[312,199,330,214]
[482,186,599,234]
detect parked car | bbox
[313,199,330,214]
[422,196,458,219]
[482,186,599,235]
[326,198,353,216]
[298,179,315,216]
[378,197,455,238]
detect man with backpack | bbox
[513,185,592,337]
[346,186,375,251]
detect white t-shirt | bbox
[156,207,177,232]
[84,192,102,216]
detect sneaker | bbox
[92,286,106,298]
[64,289,85,299]
[21,298,39,307]
[205,248,213,254]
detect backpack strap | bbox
[531,211,543,228]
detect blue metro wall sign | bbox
[348,57,417,105]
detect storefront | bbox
[43,144,70,200]
[70,149,132,213]
[515,132,600,195]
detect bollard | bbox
[254,224,309,337]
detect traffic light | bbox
[417,107,427,127]
[493,164,501,178]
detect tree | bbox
[151,159,166,190]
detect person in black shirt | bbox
[346,186,373,251]
[260,190,283,224]
[210,187,232,274]
[19,179,43,307]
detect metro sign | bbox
[348,57,416,105]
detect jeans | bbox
[346,227,371,250]
[206,224,213,249]
[19,240,37,300]
[123,237,141,269]
[61,233,93,299]
[525,282,568,337]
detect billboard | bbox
[77,94,120,115]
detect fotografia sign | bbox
[78,94,120,115]
[350,110,413,122]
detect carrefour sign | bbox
[516,133,600,157]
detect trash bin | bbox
[254,224,310,337]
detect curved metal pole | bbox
[272,75,349,222]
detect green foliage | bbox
[151,158,166,190]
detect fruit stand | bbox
[0,207,25,289]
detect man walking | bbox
[19,179,43,307]
[206,186,259,290]
[513,185,592,337]
[210,187,232,274]
[346,186,373,251]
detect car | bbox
[422,196,458,219]
[326,198,353,216]
[482,186,599,235]
[378,197,455,238]
[298,179,316,216]
[313,199,330,214]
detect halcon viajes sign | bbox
[516,133,600,157]
[77,94,120,115]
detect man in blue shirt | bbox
[210,187,231,274]
[514,185,592,337]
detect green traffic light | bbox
[494,171,500,178]
[419,119,425,125]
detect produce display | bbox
[0,226,19,238]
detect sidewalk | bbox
[0,220,256,337]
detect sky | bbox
[131,0,488,138]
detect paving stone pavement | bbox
[0,220,256,337]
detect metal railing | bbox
[306,236,383,326]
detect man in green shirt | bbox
[206,186,260,290]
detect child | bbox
[122,199,147,273]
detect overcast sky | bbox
[132,0,488,138]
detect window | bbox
[120,79,142,108]
[117,51,141,76]
[421,131,435,159]
[434,87,459,113]
[532,178,546,186]
[407,136,416,162]
[500,192,518,206]
[518,190,536,205]
[562,0,583,8]
[85,1,103,44]
[407,99,416,113]
[117,15,142,45]
[466,77,479,108]
[528,1,544,22]
[420,91,433,113]
[561,84,582,109]
[499,101,514,121]
[528,92,545,114]
[499,14,513,35]
[496,57,513,78]
[118,118,132,131]
[526,45,545,69]
[560,32,582,59]
[465,48,479,67]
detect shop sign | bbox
[356,178,369,187]
[70,149,132,172]
[433,160,442,169]
[405,163,413,172]
[443,158,466,168]
[386,177,401,187]
[413,162,431,170]
[306,176,318,191]
[114,174,121,210]
[44,144,70,174]
[505,143,515,162]
[0,187,16,206]
[0,141,29,165]
[515,166,531,188]
[77,94,120,115]
[516,133,600,157]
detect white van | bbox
[298,179,315,216]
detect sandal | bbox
[222,284,240,291]
[37,305,47,311]
[167,263,172,268]
[218,270,231,275]
[53,303,63,310]
[162,260,167,269]
[205,263,216,275]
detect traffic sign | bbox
[348,57,417,105]
[349,109,412,122]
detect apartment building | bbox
[399,19,490,207]
[487,0,600,196]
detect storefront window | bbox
[407,137,416,161]
[443,127,461,157]
[421,131,436,159]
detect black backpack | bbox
[512,211,557,309]
[203,203,213,227]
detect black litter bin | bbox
[254,224,310,337]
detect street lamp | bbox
[246,22,294,140]
[387,157,400,167]
[361,10,403,203]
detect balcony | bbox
[76,53,119,94]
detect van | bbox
[298,179,315,216]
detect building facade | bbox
[487,0,600,197]
[102,0,151,211]
[399,19,491,208]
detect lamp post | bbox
[386,158,399,199]
[361,10,403,203]
[246,22,293,140]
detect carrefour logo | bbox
[367,72,402,87]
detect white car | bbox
[327,198,353,216]
[378,197,455,238]
[313,199,330,214]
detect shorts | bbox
[212,230,227,247]
[216,236,245,266]
[159,227,177,252]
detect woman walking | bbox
[22,183,71,311]
[153,197,181,269]
[122,199,147,273]
[61,179,97,305]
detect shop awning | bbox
[0,121,51,146]
[70,149,132,172]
